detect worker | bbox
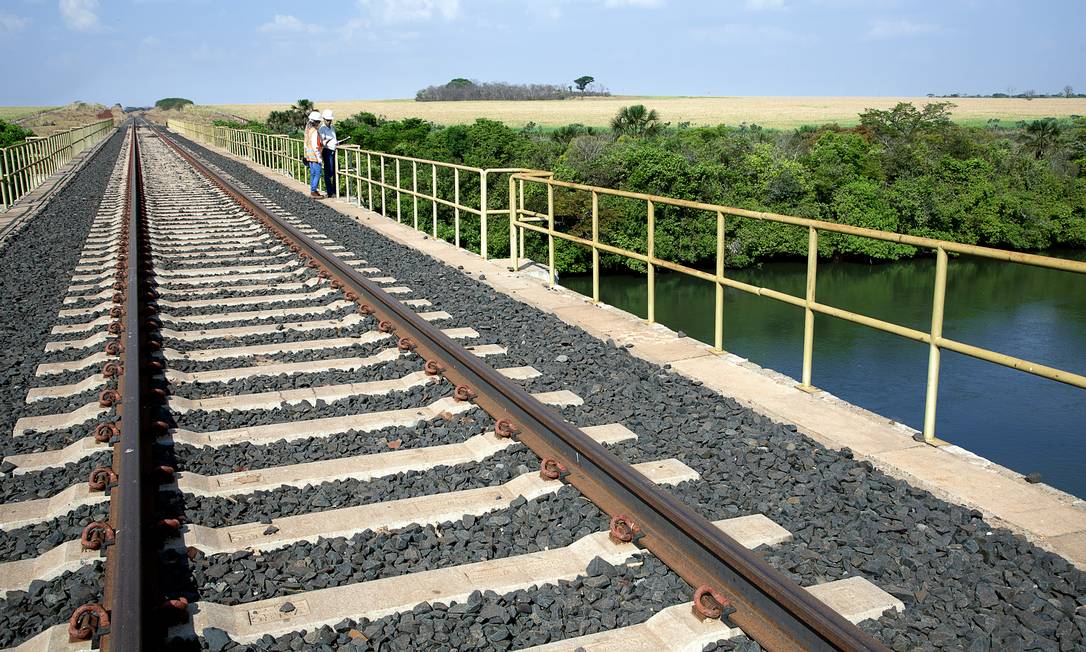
[304,110,323,198]
[319,109,337,198]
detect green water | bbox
[561,253,1086,497]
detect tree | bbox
[1064,85,1075,98]
[611,105,662,138]
[154,98,193,110]
[266,99,316,134]
[0,119,34,147]
[574,76,595,93]
[1019,118,1062,159]
[859,102,954,148]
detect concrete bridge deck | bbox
[179,136,1086,570]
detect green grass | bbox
[0,106,60,121]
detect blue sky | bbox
[0,0,1082,105]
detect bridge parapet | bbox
[167,118,1085,450]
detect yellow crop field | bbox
[0,106,60,121]
[199,96,1086,129]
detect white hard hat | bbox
[322,109,334,120]
[308,111,321,121]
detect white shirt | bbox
[318,124,337,151]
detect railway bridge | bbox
[0,120,1081,651]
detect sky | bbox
[0,0,1083,106]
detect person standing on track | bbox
[304,110,324,198]
[318,109,338,198]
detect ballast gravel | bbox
[173,381,454,432]
[0,564,104,649]
[168,447,539,529]
[0,130,124,462]
[0,502,107,563]
[163,134,1086,651]
[178,555,691,652]
[0,450,111,503]
[169,411,493,475]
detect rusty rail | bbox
[68,124,157,649]
[151,124,888,651]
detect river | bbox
[561,252,1086,498]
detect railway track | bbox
[0,123,905,651]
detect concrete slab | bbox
[806,576,904,624]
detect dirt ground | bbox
[198,95,1086,129]
[12,102,123,137]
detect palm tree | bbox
[1020,118,1062,159]
[610,105,662,138]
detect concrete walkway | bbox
[181,136,1086,569]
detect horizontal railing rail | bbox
[163,119,1084,448]
[508,173,1086,446]
[166,119,545,259]
[0,119,115,211]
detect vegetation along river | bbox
[561,252,1086,497]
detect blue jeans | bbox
[308,161,322,192]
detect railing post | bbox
[380,155,387,216]
[335,148,341,200]
[454,168,461,248]
[431,163,438,237]
[507,174,516,264]
[366,153,373,210]
[592,191,600,304]
[395,159,401,223]
[518,179,525,265]
[647,200,655,324]
[714,210,725,352]
[480,171,489,259]
[923,247,949,445]
[800,226,818,390]
[411,160,418,229]
[546,181,554,286]
[1,148,9,211]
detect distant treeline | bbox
[416,78,610,102]
[155,98,193,110]
[930,86,1081,99]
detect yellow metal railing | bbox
[1,119,115,211]
[508,173,1086,446]
[167,120,540,259]
[165,118,1085,447]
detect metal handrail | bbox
[166,119,542,259]
[0,118,115,211]
[508,173,1086,446]
[154,121,886,650]
[164,118,1084,446]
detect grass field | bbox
[0,106,60,122]
[199,96,1086,129]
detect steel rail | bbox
[100,123,150,650]
[152,125,889,652]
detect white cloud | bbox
[258,14,320,35]
[866,18,938,39]
[59,0,100,32]
[744,0,785,10]
[0,12,30,33]
[361,0,460,23]
[141,35,159,46]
